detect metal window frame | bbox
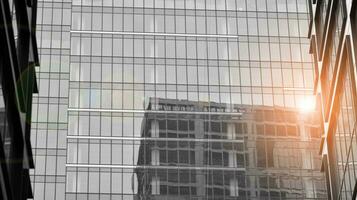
[325,37,357,200]
[351,0,357,63]
[319,0,348,119]
[315,0,332,60]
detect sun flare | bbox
[298,96,316,113]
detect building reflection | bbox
[135,98,326,199]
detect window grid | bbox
[32,0,325,200]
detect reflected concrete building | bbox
[32,0,327,199]
[309,0,357,199]
[136,98,326,199]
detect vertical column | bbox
[150,119,160,197]
[151,177,160,195]
[151,120,159,138]
[227,123,239,197]
[151,150,159,166]
[247,121,257,197]
[229,151,237,168]
[229,178,239,197]
[195,117,205,197]
[227,122,235,140]
[228,123,237,169]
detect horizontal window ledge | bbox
[67,135,244,143]
[68,108,243,116]
[71,30,240,38]
[66,164,246,171]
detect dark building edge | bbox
[0,0,39,199]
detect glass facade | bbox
[333,52,357,199]
[31,0,70,199]
[309,0,357,199]
[32,0,326,199]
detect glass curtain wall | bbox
[31,0,71,199]
[330,47,357,199]
[31,0,326,200]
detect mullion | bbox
[343,86,355,195]
[53,2,65,199]
[339,91,349,195]
[120,1,124,198]
[110,0,114,196]
[343,82,354,196]
[336,114,344,195]
[43,2,55,199]
[346,70,357,187]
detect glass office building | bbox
[309,0,357,199]
[32,0,327,199]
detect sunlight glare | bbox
[298,96,316,113]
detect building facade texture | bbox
[309,0,357,199]
[0,0,39,199]
[136,98,326,199]
[32,0,326,199]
